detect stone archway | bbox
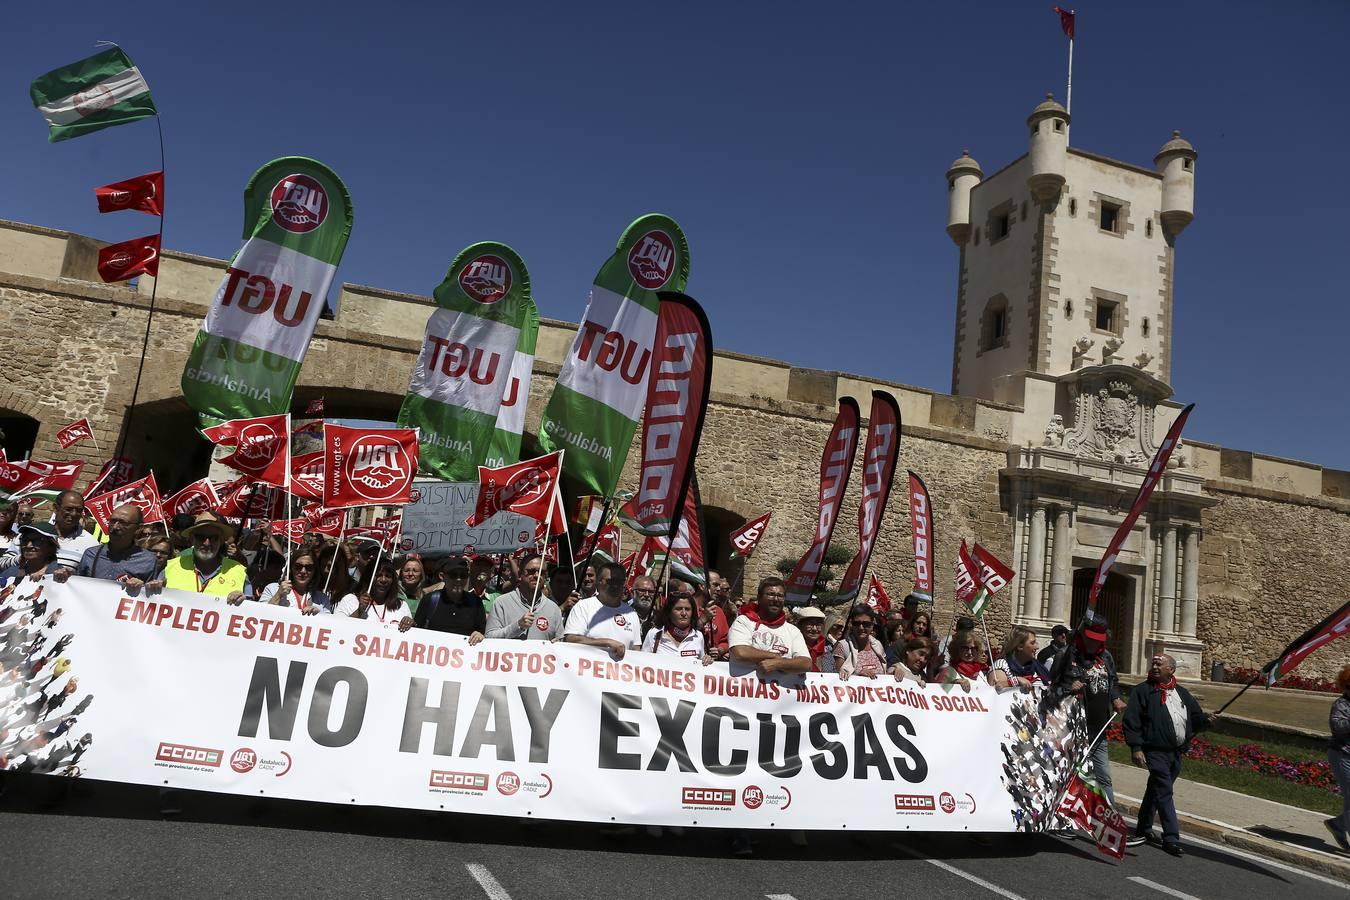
[1071,568,1135,672]
[703,505,748,597]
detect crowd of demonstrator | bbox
[0,490,1229,857]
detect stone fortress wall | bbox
[1,218,1347,678]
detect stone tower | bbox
[948,95,1197,403]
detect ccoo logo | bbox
[271,174,329,233]
[345,436,412,503]
[459,254,512,304]
[627,230,676,290]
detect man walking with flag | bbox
[1124,652,1219,855]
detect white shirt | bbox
[55,528,99,569]
[334,593,412,628]
[1162,686,1190,747]
[728,615,811,659]
[564,595,643,647]
[258,582,333,614]
[642,626,706,659]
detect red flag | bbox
[5,460,85,498]
[836,391,902,601]
[618,292,713,538]
[786,398,861,603]
[303,505,346,538]
[620,551,638,590]
[289,451,325,501]
[304,397,325,416]
[271,518,308,545]
[1264,599,1350,685]
[323,424,419,509]
[728,511,772,558]
[954,539,984,607]
[1087,404,1194,610]
[1053,6,1075,39]
[56,418,94,450]
[466,451,563,531]
[96,234,160,283]
[94,171,164,216]
[202,414,290,487]
[632,536,666,580]
[667,480,707,584]
[86,457,134,496]
[579,523,621,562]
[1057,771,1127,859]
[161,478,220,519]
[907,471,935,602]
[865,574,892,617]
[971,543,1015,595]
[87,473,164,530]
[215,478,285,519]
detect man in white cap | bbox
[164,511,246,601]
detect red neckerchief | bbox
[955,659,989,679]
[807,636,827,669]
[738,601,785,628]
[665,624,692,642]
[1152,674,1178,705]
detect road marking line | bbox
[766,895,801,900]
[892,845,1026,900]
[466,863,512,900]
[1127,877,1201,900]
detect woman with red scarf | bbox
[949,630,989,680]
[642,592,712,663]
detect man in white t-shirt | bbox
[563,561,642,659]
[728,577,813,676]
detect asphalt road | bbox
[0,776,1344,899]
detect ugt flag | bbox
[323,424,418,510]
[161,478,220,519]
[95,171,163,216]
[57,418,94,449]
[483,297,540,469]
[201,414,290,487]
[537,214,689,497]
[397,243,533,481]
[30,46,157,142]
[181,157,353,425]
[466,451,564,534]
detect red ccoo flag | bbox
[94,170,163,216]
[865,574,893,617]
[467,451,564,532]
[728,511,772,558]
[56,418,94,450]
[97,233,160,283]
[323,423,419,509]
[202,414,290,487]
[1263,599,1350,686]
[1053,6,1075,39]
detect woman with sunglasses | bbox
[258,549,333,615]
[834,607,888,681]
[949,631,989,681]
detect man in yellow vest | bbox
[162,511,246,601]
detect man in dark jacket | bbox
[1053,613,1126,803]
[1123,653,1218,856]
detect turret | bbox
[945,150,983,245]
[1154,130,1197,241]
[1026,93,1069,202]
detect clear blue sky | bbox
[6,1,1347,468]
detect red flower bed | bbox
[1223,666,1336,694]
[1105,724,1338,792]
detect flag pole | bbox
[528,485,560,615]
[1214,669,1264,716]
[283,414,292,583]
[1065,31,1074,116]
[322,509,347,597]
[114,109,166,466]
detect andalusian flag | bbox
[181,158,353,425]
[30,47,157,142]
[397,243,533,481]
[537,214,689,497]
[483,297,540,468]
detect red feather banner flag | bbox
[1086,404,1194,610]
[907,471,935,602]
[786,398,861,604]
[618,292,712,538]
[95,170,163,216]
[323,424,419,509]
[96,233,159,283]
[836,391,902,602]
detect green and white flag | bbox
[30,46,157,142]
[397,243,532,482]
[537,214,689,497]
[483,298,539,468]
[181,157,353,425]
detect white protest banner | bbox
[400,479,535,556]
[4,577,1085,832]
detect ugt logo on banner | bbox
[323,424,419,509]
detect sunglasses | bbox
[851,621,875,628]
[293,564,315,571]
